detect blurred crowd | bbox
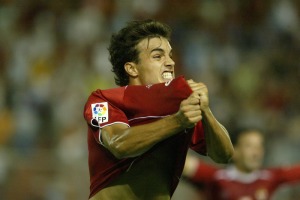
[0,0,299,199]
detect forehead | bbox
[136,37,171,52]
[237,131,263,145]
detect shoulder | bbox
[86,87,126,105]
[93,87,125,98]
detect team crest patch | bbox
[91,102,109,124]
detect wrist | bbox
[173,112,195,129]
[201,106,211,115]
[173,112,185,128]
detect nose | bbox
[165,56,175,68]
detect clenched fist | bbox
[187,79,209,111]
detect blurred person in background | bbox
[183,128,300,200]
[83,19,233,200]
[1,1,300,200]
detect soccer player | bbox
[183,128,300,200]
[83,19,233,200]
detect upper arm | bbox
[276,165,300,184]
[184,155,202,178]
[100,123,129,147]
[84,94,130,148]
[84,101,129,128]
[191,161,218,183]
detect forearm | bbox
[102,114,184,159]
[202,108,233,163]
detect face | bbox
[233,131,264,173]
[129,37,175,85]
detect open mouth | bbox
[162,72,173,80]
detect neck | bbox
[234,164,256,174]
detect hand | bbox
[187,79,209,111]
[175,92,202,128]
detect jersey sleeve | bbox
[189,122,207,155]
[273,164,300,185]
[84,92,129,128]
[191,161,218,183]
[83,90,129,144]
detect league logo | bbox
[91,102,109,124]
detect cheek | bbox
[146,69,162,79]
[240,149,253,160]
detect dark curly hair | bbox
[108,19,172,86]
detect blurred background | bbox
[0,0,299,199]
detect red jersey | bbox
[190,162,300,200]
[83,76,207,198]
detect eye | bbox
[153,54,162,59]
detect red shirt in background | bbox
[190,162,300,200]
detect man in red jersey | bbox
[83,19,234,200]
[183,128,300,200]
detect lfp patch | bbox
[91,102,109,124]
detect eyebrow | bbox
[150,48,172,54]
[150,48,164,53]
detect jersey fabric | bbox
[190,162,300,200]
[83,76,207,198]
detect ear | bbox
[124,62,138,77]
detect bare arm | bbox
[202,107,233,163]
[101,92,202,159]
[183,154,201,178]
[187,80,234,163]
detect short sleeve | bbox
[83,91,129,129]
[273,165,300,184]
[192,161,218,183]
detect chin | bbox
[249,165,261,171]
[163,78,173,83]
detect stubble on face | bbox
[133,37,175,85]
[234,132,265,172]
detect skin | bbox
[233,131,264,173]
[90,37,233,200]
[184,130,264,178]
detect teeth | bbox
[162,72,172,79]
